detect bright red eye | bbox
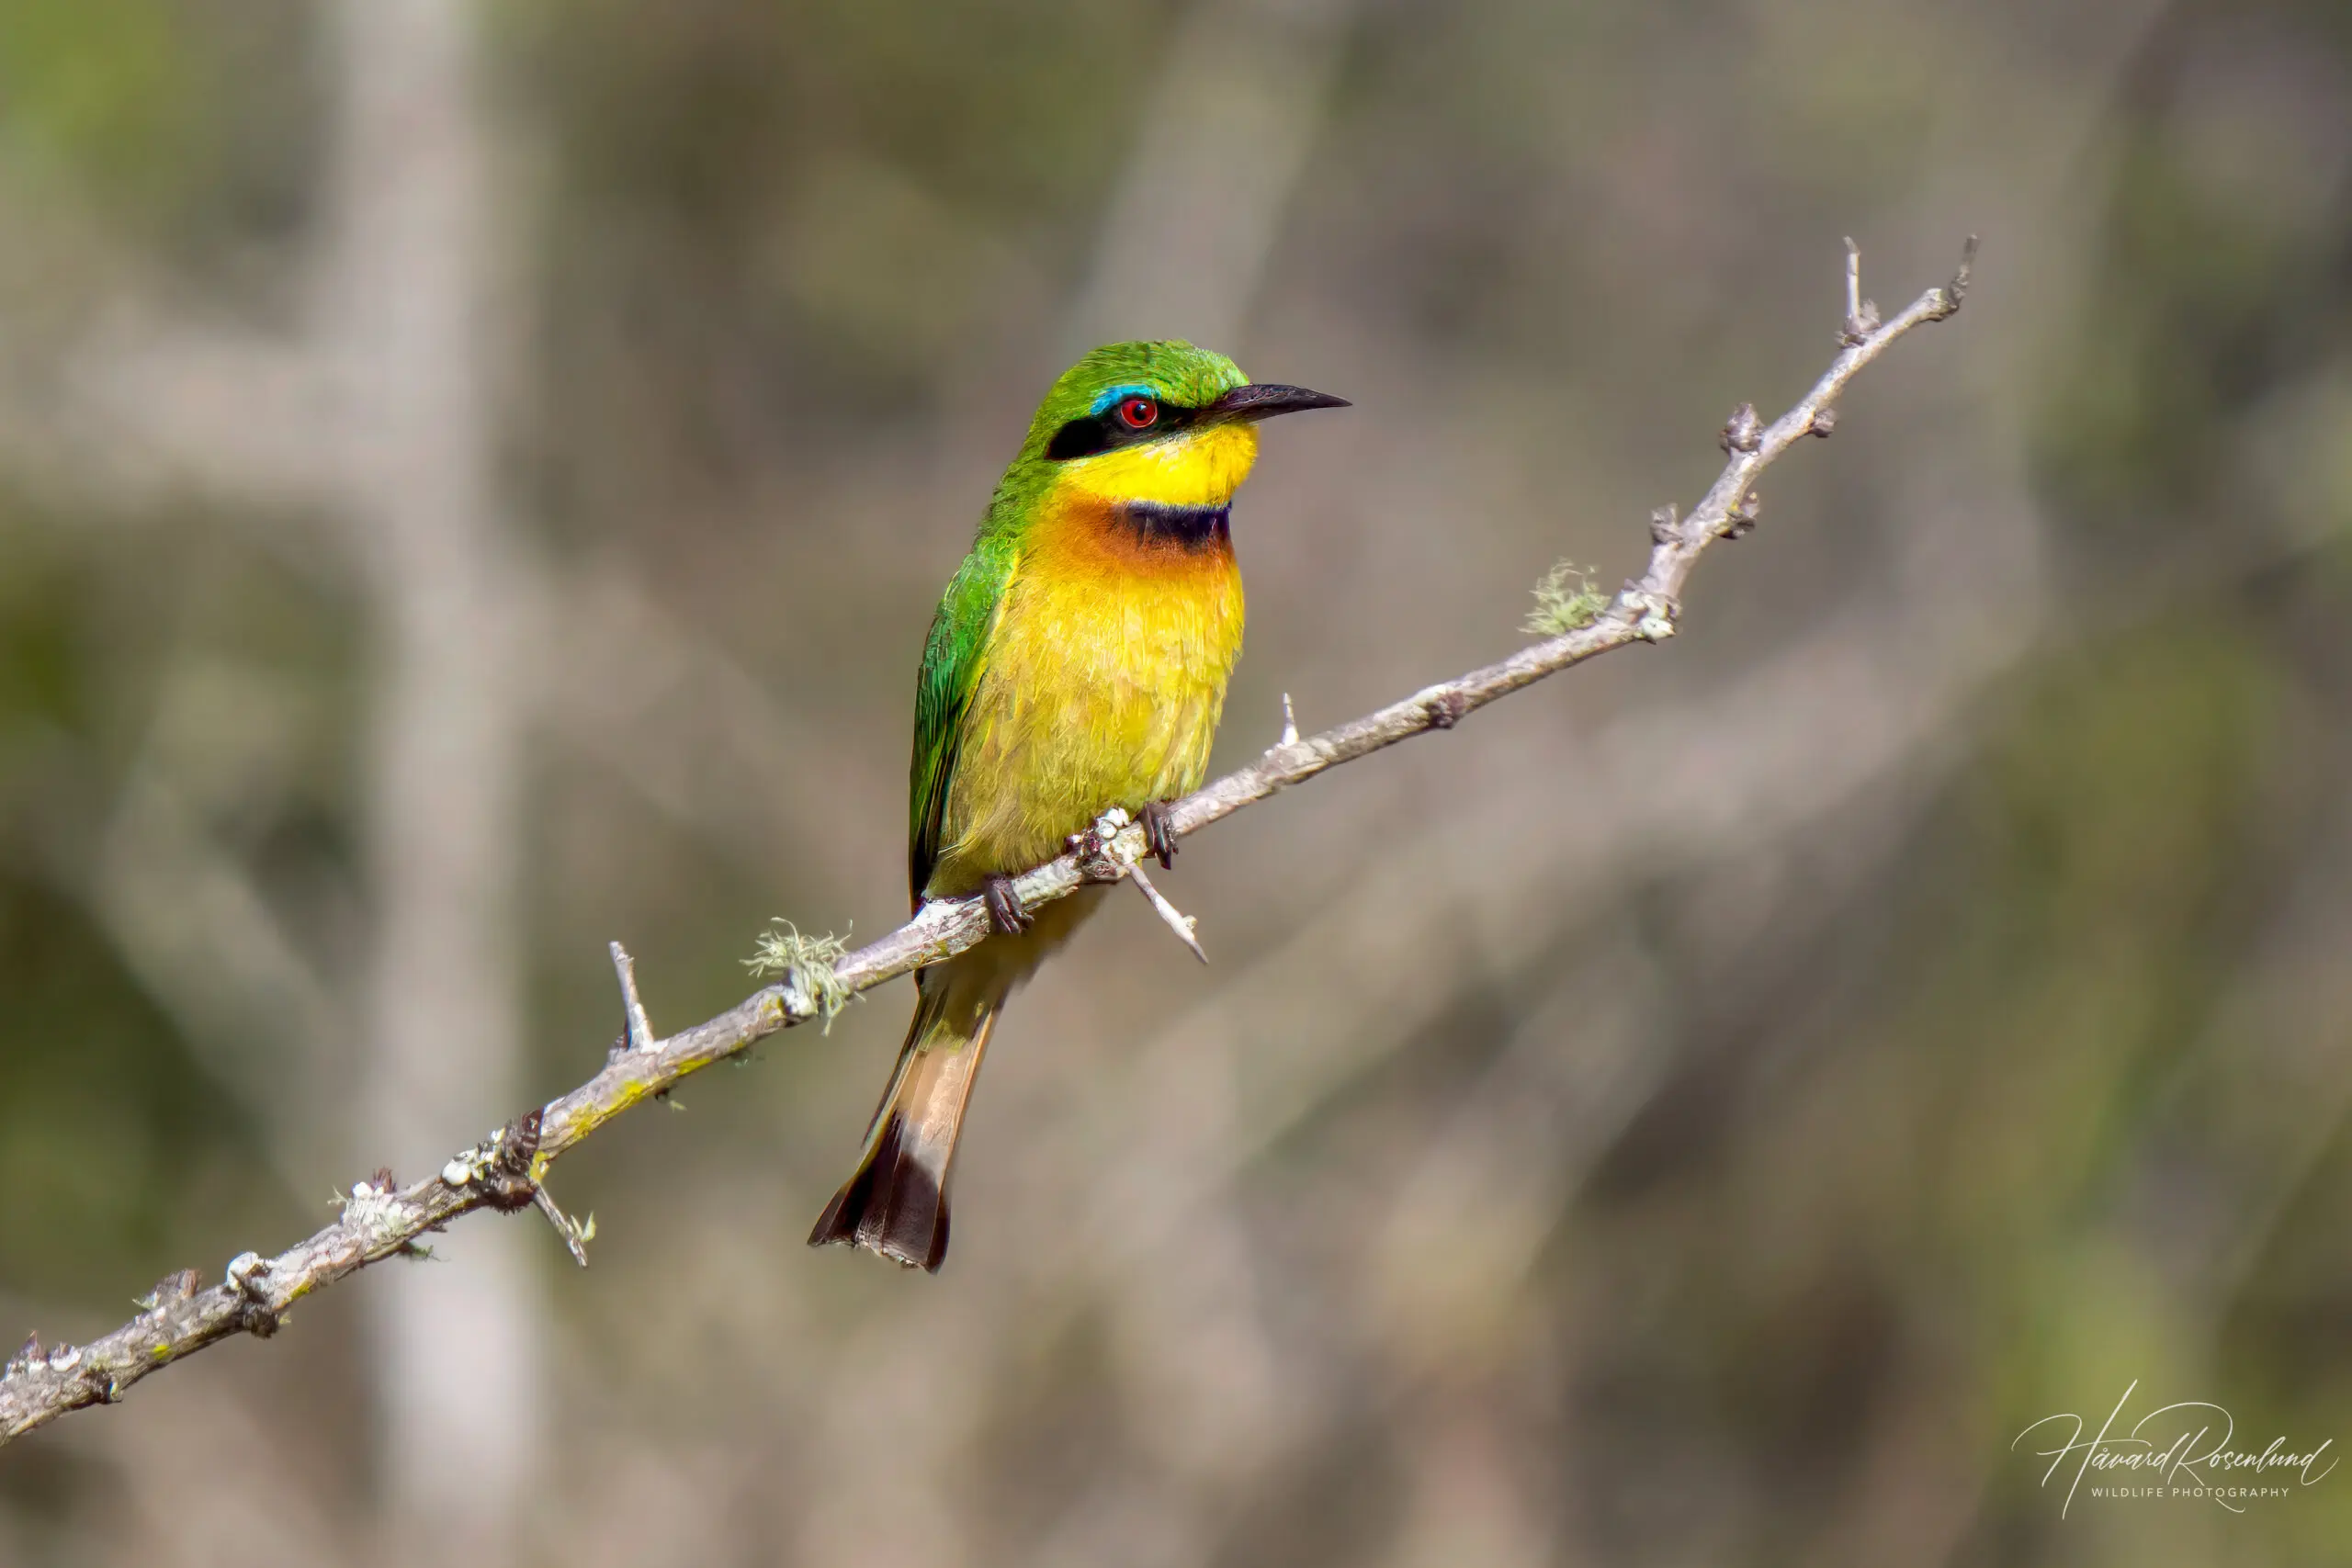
[1116,395,1159,430]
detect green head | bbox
[994,340,1348,515]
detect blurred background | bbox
[1,0,2349,1562]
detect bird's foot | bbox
[983,874,1033,935]
[1138,800,1179,869]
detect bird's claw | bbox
[983,874,1033,935]
[1139,800,1179,869]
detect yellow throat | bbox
[1060,422,1261,509]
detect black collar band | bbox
[1119,500,1230,548]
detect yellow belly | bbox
[929,493,1243,897]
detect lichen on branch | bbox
[746,919,854,1032]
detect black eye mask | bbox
[1045,397,1203,461]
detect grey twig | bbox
[531,1187,594,1269]
[1127,863,1208,964]
[1074,806,1209,963]
[0,240,1973,1449]
[1840,235,1881,343]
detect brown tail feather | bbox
[811,886,1106,1271]
[808,972,1000,1272]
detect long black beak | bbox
[1205,383,1351,423]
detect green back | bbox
[907,533,1014,904]
[907,340,1248,904]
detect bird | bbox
[808,340,1347,1271]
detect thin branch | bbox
[0,240,1974,1449]
[1072,805,1210,963]
[1127,863,1208,964]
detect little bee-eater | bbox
[809,341,1347,1270]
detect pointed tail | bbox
[808,963,1002,1271]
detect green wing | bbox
[909,540,1014,907]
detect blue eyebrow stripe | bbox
[1088,384,1159,416]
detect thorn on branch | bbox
[435,1106,589,1261]
[1928,233,1979,321]
[1278,692,1299,748]
[1126,860,1208,964]
[1064,806,1204,960]
[1808,407,1838,438]
[610,942,656,1054]
[1840,237,1882,344]
[532,1186,595,1268]
[1720,402,1762,454]
[1649,504,1679,545]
